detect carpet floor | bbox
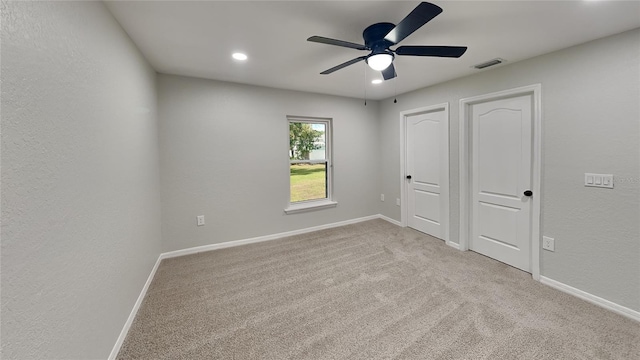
[117,219,639,359]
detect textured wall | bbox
[378,29,640,311]
[1,1,161,358]
[158,74,380,252]
[2,2,637,358]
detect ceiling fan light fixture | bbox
[367,53,393,71]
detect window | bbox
[285,116,336,214]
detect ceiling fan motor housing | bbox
[363,22,396,53]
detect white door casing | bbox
[460,85,542,279]
[400,103,450,243]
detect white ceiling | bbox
[106,0,640,100]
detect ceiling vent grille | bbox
[473,58,505,69]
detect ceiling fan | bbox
[307,2,467,80]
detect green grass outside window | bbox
[290,164,326,202]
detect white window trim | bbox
[285,116,336,214]
[284,199,338,214]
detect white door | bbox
[470,95,533,272]
[405,107,449,240]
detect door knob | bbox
[524,190,533,197]
[406,175,412,180]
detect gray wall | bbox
[158,74,380,252]
[1,1,637,357]
[378,29,640,311]
[1,1,161,358]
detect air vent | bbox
[473,58,505,69]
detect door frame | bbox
[399,102,451,244]
[459,84,542,280]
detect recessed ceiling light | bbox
[232,53,248,61]
[371,79,383,84]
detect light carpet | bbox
[118,219,639,359]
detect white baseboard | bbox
[539,276,640,322]
[378,214,402,227]
[445,241,460,250]
[160,214,383,259]
[108,255,162,360]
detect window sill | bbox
[284,200,338,214]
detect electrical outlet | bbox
[542,236,555,252]
[380,194,385,202]
[196,215,205,226]
[396,198,400,206]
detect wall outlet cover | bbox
[197,215,205,226]
[542,236,555,252]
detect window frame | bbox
[285,116,337,214]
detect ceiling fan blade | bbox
[395,45,468,58]
[320,56,367,75]
[382,63,397,80]
[384,2,443,44]
[307,36,368,51]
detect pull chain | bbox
[393,64,398,104]
[364,65,367,106]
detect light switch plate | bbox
[585,173,613,189]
